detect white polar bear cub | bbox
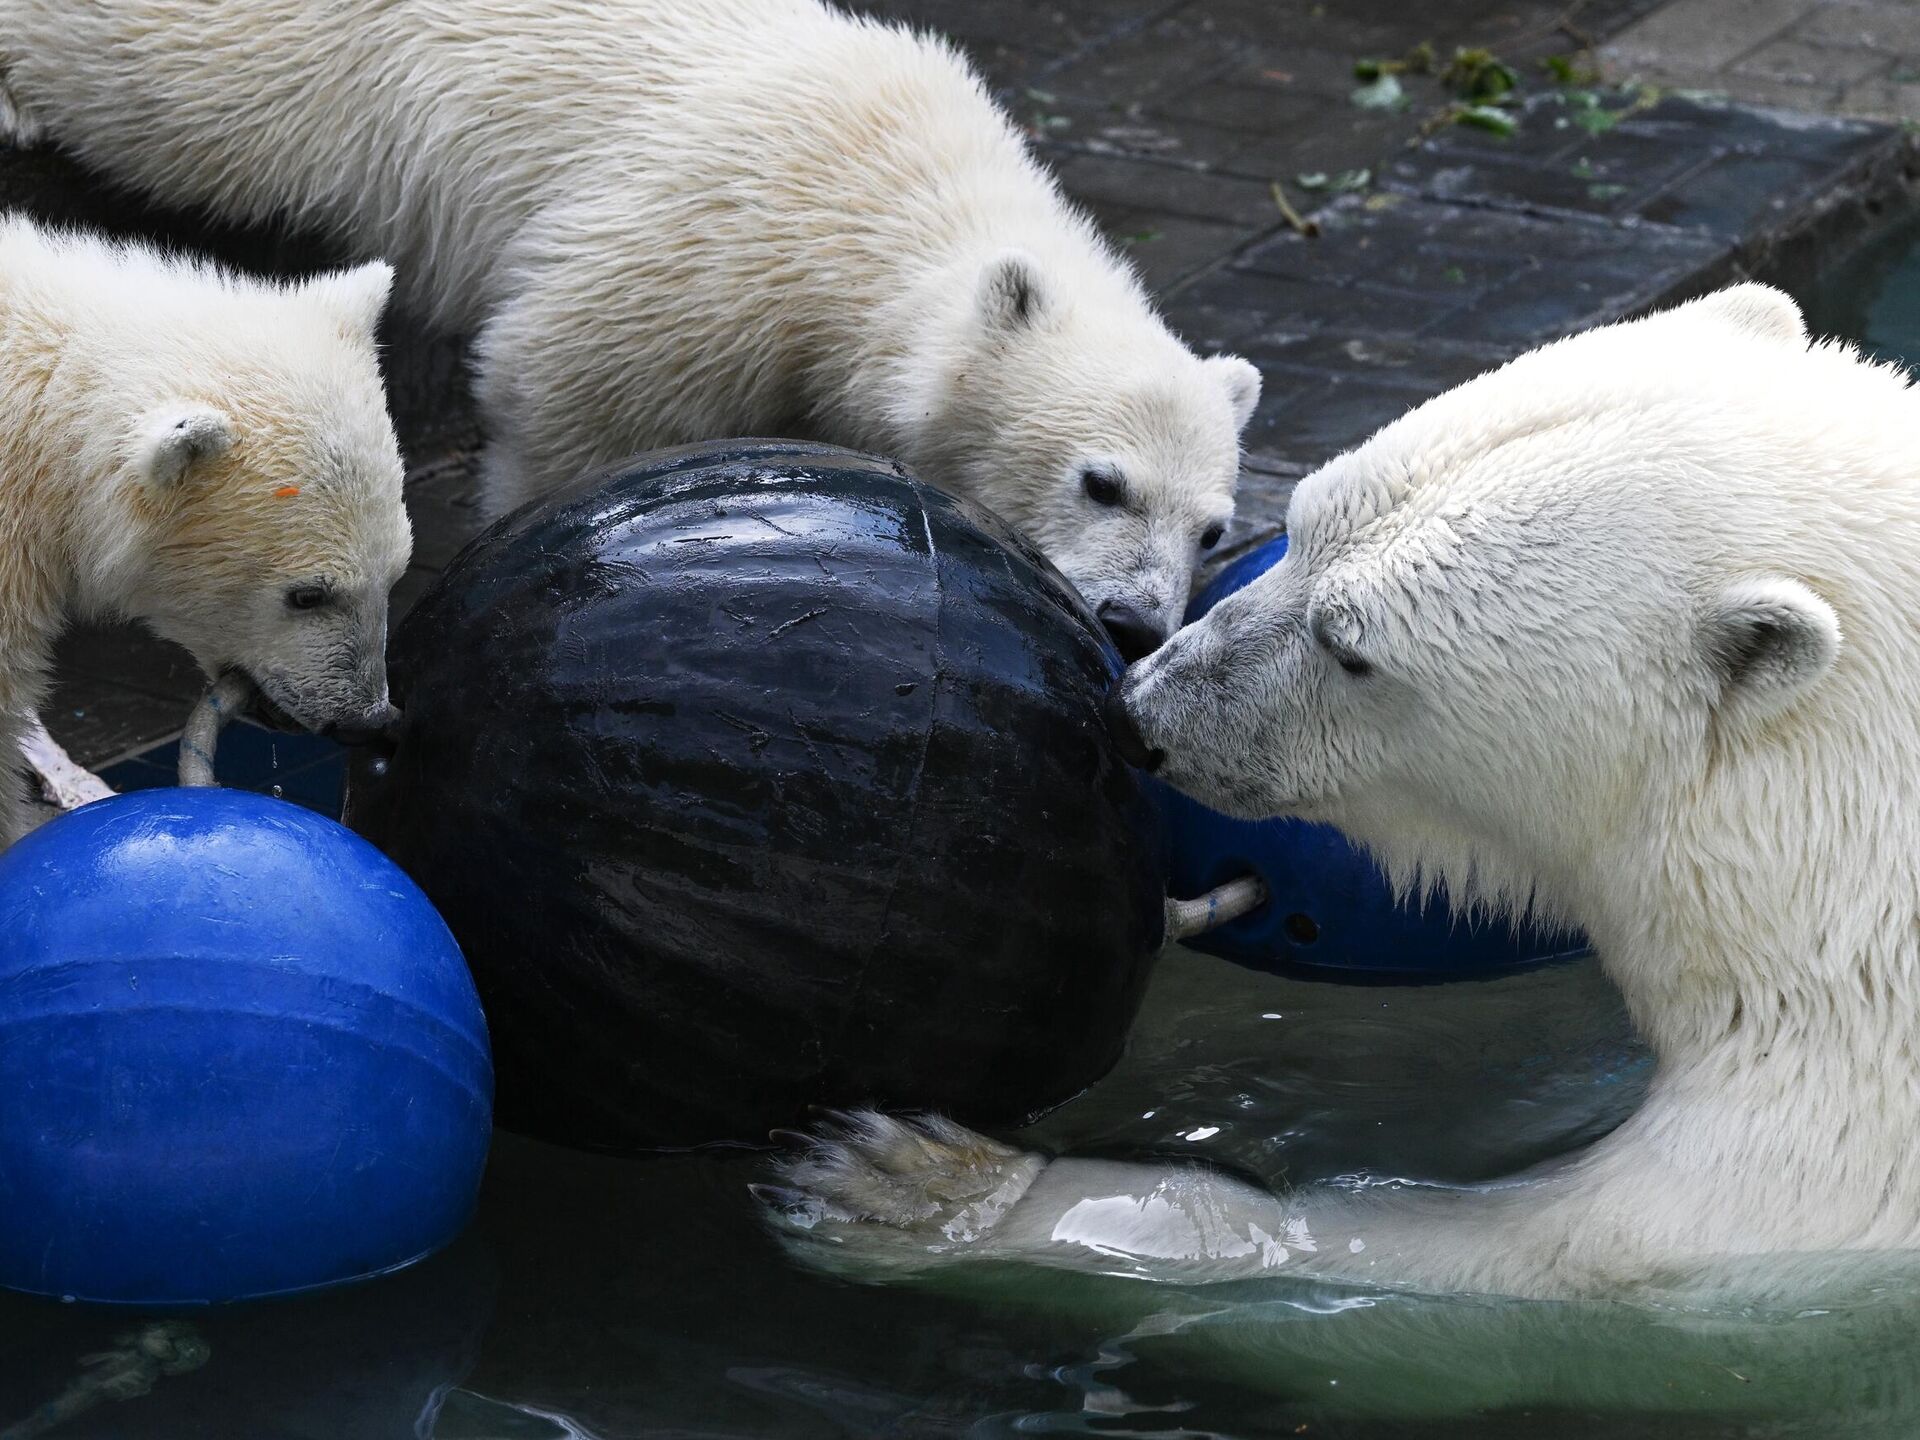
[763,286,1920,1301]
[0,216,411,846]
[0,0,1262,660]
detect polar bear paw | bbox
[753,1110,1046,1273]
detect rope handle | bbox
[177,672,255,787]
[1165,874,1268,943]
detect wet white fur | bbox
[0,0,1261,637]
[766,287,1920,1300]
[0,216,409,846]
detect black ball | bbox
[345,441,1165,1150]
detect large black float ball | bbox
[346,441,1165,1150]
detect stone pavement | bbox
[1603,0,1920,119]
[4,0,1915,800]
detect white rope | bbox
[177,672,255,787]
[1164,874,1268,943]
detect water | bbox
[1801,211,1920,371]
[6,949,1917,1439]
[9,236,1920,1439]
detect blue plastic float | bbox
[0,787,492,1305]
[1156,533,1590,981]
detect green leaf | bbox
[1455,104,1517,136]
[1587,182,1628,200]
[1572,104,1621,135]
[1295,168,1371,193]
[1443,47,1519,102]
[1350,73,1408,110]
[1543,53,1601,87]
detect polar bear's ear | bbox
[304,260,395,339]
[1703,577,1839,721]
[976,250,1051,332]
[1679,284,1807,345]
[1206,354,1262,431]
[140,406,235,488]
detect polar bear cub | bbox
[763,286,1920,1301]
[0,216,410,845]
[0,0,1262,659]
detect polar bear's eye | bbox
[1080,465,1126,508]
[284,582,335,613]
[1312,612,1373,678]
[1200,524,1225,551]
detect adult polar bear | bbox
[0,0,1262,661]
[762,286,1920,1302]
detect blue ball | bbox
[1160,534,1589,981]
[0,788,492,1305]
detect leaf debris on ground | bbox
[1294,168,1371,193]
[1269,180,1320,237]
[1349,37,1660,143]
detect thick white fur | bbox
[0,0,1261,642]
[765,287,1920,1302]
[0,215,410,845]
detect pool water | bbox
[1801,211,1920,370]
[6,948,1920,1439]
[8,236,1920,1440]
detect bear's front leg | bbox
[757,1110,1335,1285]
[0,640,61,850]
[0,707,38,849]
[755,1112,1050,1278]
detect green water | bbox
[1801,211,1920,370]
[7,237,1920,1439]
[8,950,1920,1438]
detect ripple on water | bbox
[1022,948,1651,1190]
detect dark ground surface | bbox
[6,0,1915,798]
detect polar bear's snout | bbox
[1102,682,1163,772]
[322,693,402,747]
[1095,598,1168,664]
[1107,616,1237,787]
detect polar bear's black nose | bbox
[1104,686,1165,773]
[1098,601,1163,663]
[327,701,404,749]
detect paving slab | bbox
[1603,0,1920,123]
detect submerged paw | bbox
[753,1110,1042,1252]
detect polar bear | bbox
[0,0,1262,661]
[0,215,410,846]
[758,286,1920,1302]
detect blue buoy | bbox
[0,788,492,1305]
[1159,534,1589,980]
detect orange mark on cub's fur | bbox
[275,485,301,499]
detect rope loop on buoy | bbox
[177,672,255,787]
[1164,874,1268,943]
